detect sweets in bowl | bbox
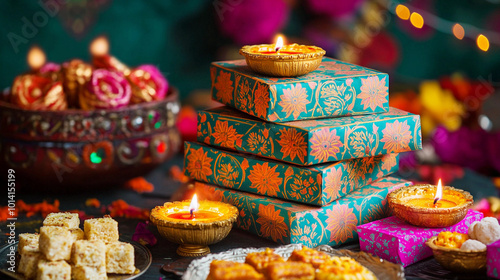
[426,216,500,272]
[206,247,377,280]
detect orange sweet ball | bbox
[435,231,469,248]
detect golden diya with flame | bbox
[150,194,238,257]
[239,35,326,77]
[388,179,473,227]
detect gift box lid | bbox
[198,106,421,166]
[211,57,389,122]
[184,141,399,206]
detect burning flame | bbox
[275,35,284,52]
[90,36,109,56]
[189,193,199,216]
[27,46,46,70]
[434,179,443,204]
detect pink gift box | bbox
[488,239,500,279]
[357,210,483,267]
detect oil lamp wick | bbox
[433,197,439,205]
[190,208,194,218]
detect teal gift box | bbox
[210,57,389,122]
[184,141,399,206]
[195,177,413,247]
[198,106,421,166]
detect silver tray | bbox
[0,237,152,280]
[183,244,404,280]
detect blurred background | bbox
[1,0,500,213]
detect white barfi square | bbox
[18,251,42,279]
[43,212,80,228]
[39,226,72,261]
[36,259,71,280]
[69,228,84,242]
[84,217,119,243]
[106,241,135,274]
[71,265,107,280]
[71,240,106,267]
[18,233,39,254]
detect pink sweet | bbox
[129,65,168,103]
[83,69,131,109]
[357,210,483,267]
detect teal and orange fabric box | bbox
[195,177,412,247]
[210,57,389,122]
[198,106,421,166]
[184,142,399,206]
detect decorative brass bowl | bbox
[150,200,238,257]
[426,236,487,272]
[239,44,326,77]
[387,184,473,228]
[0,88,180,191]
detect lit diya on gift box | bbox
[388,179,473,227]
[239,35,326,77]
[150,194,238,257]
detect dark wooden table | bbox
[1,156,495,279]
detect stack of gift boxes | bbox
[184,57,422,248]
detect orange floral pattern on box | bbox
[277,128,307,164]
[381,120,412,153]
[248,162,283,197]
[326,205,358,243]
[358,76,388,111]
[310,128,343,162]
[256,204,288,243]
[278,84,310,119]
[185,147,213,181]
[254,83,270,118]
[214,71,233,104]
[212,120,242,149]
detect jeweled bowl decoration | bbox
[426,236,487,272]
[150,197,238,257]
[0,88,180,191]
[239,36,325,77]
[388,184,473,228]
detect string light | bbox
[477,34,490,51]
[387,1,499,51]
[452,24,465,40]
[410,12,424,29]
[395,4,410,20]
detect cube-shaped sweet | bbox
[37,259,71,280]
[18,251,42,279]
[43,212,80,228]
[70,228,84,242]
[71,240,106,267]
[106,242,135,274]
[18,233,39,254]
[72,265,107,280]
[84,217,119,243]
[39,226,72,261]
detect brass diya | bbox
[426,236,487,272]
[387,184,473,228]
[150,199,238,257]
[239,44,325,77]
